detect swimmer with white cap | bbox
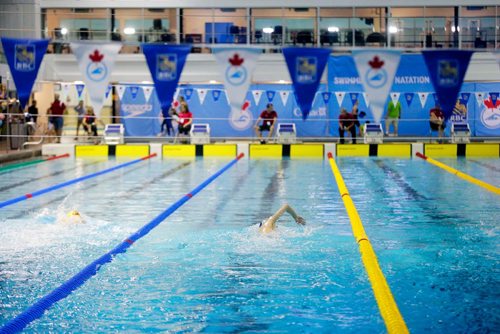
[259,204,305,233]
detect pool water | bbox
[0,157,498,333]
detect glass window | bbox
[319,8,354,47]
[212,8,247,44]
[460,6,497,49]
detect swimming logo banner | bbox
[352,49,402,123]
[1,37,49,110]
[142,44,191,113]
[422,50,474,120]
[283,47,330,119]
[71,41,122,117]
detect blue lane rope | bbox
[0,153,244,333]
[0,154,157,209]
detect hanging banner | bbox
[418,92,429,108]
[212,89,221,102]
[252,90,263,105]
[71,41,122,116]
[489,92,499,106]
[116,85,126,101]
[105,84,112,99]
[197,88,208,105]
[475,92,485,106]
[75,84,85,98]
[283,47,330,119]
[460,92,470,105]
[335,92,346,106]
[352,49,402,123]
[183,88,194,101]
[142,86,153,102]
[421,50,474,120]
[141,44,191,113]
[349,92,359,106]
[213,47,261,109]
[322,92,331,105]
[1,37,49,109]
[61,83,71,102]
[391,92,400,105]
[279,90,290,106]
[266,90,276,102]
[129,86,140,99]
[119,85,161,137]
[404,92,414,107]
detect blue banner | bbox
[266,90,276,102]
[489,92,498,106]
[422,50,474,120]
[184,88,194,101]
[404,93,414,107]
[1,37,49,109]
[119,84,161,137]
[322,92,331,104]
[460,92,470,104]
[141,44,190,113]
[283,47,330,119]
[76,84,85,98]
[212,90,222,102]
[349,92,359,106]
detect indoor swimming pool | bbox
[0,156,498,333]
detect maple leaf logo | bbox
[368,56,384,69]
[484,97,500,109]
[89,50,104,62]
[229,53,244,66]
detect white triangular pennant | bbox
[362,92,369,107]
[213,47,262,111]
[418,92,429,108]
[390,92,400,105]
[475,92,485,107]
[60,83,71,103]
[279,90,290,106]
[116,85,126,101]
[252,90,263,105]
[142,86,154,102]
[335,91,345,106]
[197,89,207,105]
[71,42,122,117]
[352,50,402,123]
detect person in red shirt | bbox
[338,108,357,144]
[254,103,277,144]
[47,93,66,143]
[429,103,446,139]
[177,104,193,136]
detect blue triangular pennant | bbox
[212,89,221,102]
[1,37,49,109]
[184,88,194,101]
[105,84,112,98]
[129,86,140,99]
[75,84,85,98]
[141,44,191,112]
[404,92,414,107]
[282,47,331,119]
[489,92,498,106]
[422,50,474,120]
[266,90,276,102]
[322,92,331,104]
[349,92,359,106]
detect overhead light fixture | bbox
[263,27,274,34]
[141,81,152,84]
[388,26,398,34]
[327,26,339,33]
[279,79,285,83]
[451,26,460,32]
[209,80,217,84]
[124,27,136,35]
[61,27,68,35]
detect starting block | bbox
[103,124,124,145]
[190,123,210,144]
[451,123,470,143]
[276,123,296,144]
[363,123,384,144]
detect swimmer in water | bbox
[259,204,305,233]
[63,210,85,224]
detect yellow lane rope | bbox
[416,152,500,195]
[327,152,409,334]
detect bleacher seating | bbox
[363,123,384,144]
[276,123,296,144]
[103,124,124,145]
[451,123,470,143]
[190,123,210,144]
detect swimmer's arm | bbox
[280,204,306,225]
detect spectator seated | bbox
[190,123,210,144]
[363,123,384,144]
[451,123,470,143]
[103,124,124,145]
[276,123,296,144]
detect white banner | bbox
[252,90,264,105]
[390,92,400,105]
[142,86,154,102]
[475,92,486,106]
[71,42,122,116]
[213,47,262,111]
[116,85,126,101]
[352,50,401,123]
[362,92,369,107]
[418,92,429,108]
[197,89,208,105]
[279,90,290,106]
[60,83,72,104]
[335,91,345,106]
